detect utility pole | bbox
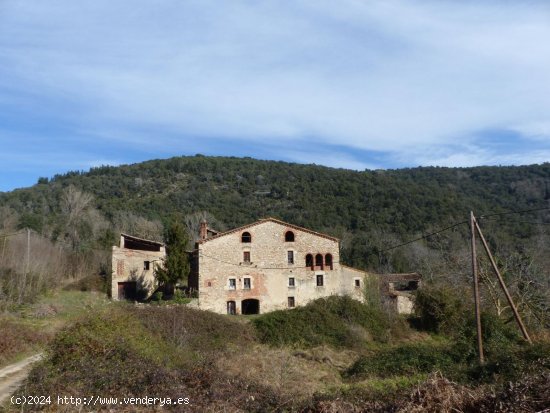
[26,228,30,274]
[1,235,6,264]
[473,219,532,343]
[470,211,484,363]
[18,229,31,304]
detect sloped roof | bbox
[121,233,164,247]
[197,217,339,244]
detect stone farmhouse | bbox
[188,218,366,314]
[111,218,419,315]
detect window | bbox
[305,254,314,269]
[315,254,324,269]
[229,279,236,290]
[287,251,294,264]
[227,301,236,315]
[316,274,324,287]
[288,277,295,287]
[288,297,295,308]
[244,278,251,289]
[285,231,295,242]
[325,254,333,270]
[241,232,251,243]
[355,279,361,288]
[143,261,150,270]
[243,251,251,263]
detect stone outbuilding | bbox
[110,233,165,300]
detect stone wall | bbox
[197,219,366,314]
[110,235,165,300]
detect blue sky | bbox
[1,0,550,192]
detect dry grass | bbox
[216,345,355,403]
[0,317,50,367]
[0,291,110,367]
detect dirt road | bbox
[0,354,43,405]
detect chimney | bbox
[199,220,208,240]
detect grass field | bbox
[0,290,109,368]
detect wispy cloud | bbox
[0,0,549,190]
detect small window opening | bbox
[229,279,236,290]
[305,254,314,270]
[288,297,295,308]
[285,231,295,242]
[287,251,294,264]
[316,274,324,287]
[143,261,150,271]
[355,279,361,288]
[241,232,251,243]
[315,254,324,269]
[325,254,333,270]
[244,278,251,289]
[243,251,251,263]
[288,277,295,287]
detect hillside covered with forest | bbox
[1,156,549,272]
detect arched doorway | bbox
[241,299,260,315]
[227,301,236,315]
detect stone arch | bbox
[241,299,260,315]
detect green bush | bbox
[253,296,403,348]
[344,342,457,379]
[413,285,468,334]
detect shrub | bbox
[19,305,285,412]
[0,318,50,366]
[345,342,457,379]
[413,285,468,334]
[134,305,255,353]
[253,296,405,348]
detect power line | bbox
[0,230,27,239]
[479,217,550,226]
[379,206,550,254]
[380,221,468,253]
[479,206,550,219]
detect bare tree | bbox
[61,185,94,249]
[0,206,19,231]
[184,211,224,245]
[112,211,163,241]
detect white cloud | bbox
[0,0,549,167]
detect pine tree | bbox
[155,220,190,296]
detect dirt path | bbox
[0,354,43,404]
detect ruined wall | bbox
[111,242,165,300]
[197,220,365,314]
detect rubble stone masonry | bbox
[196,219,366,314]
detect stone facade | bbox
[192,218,368,314]
[111,234,165,300]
